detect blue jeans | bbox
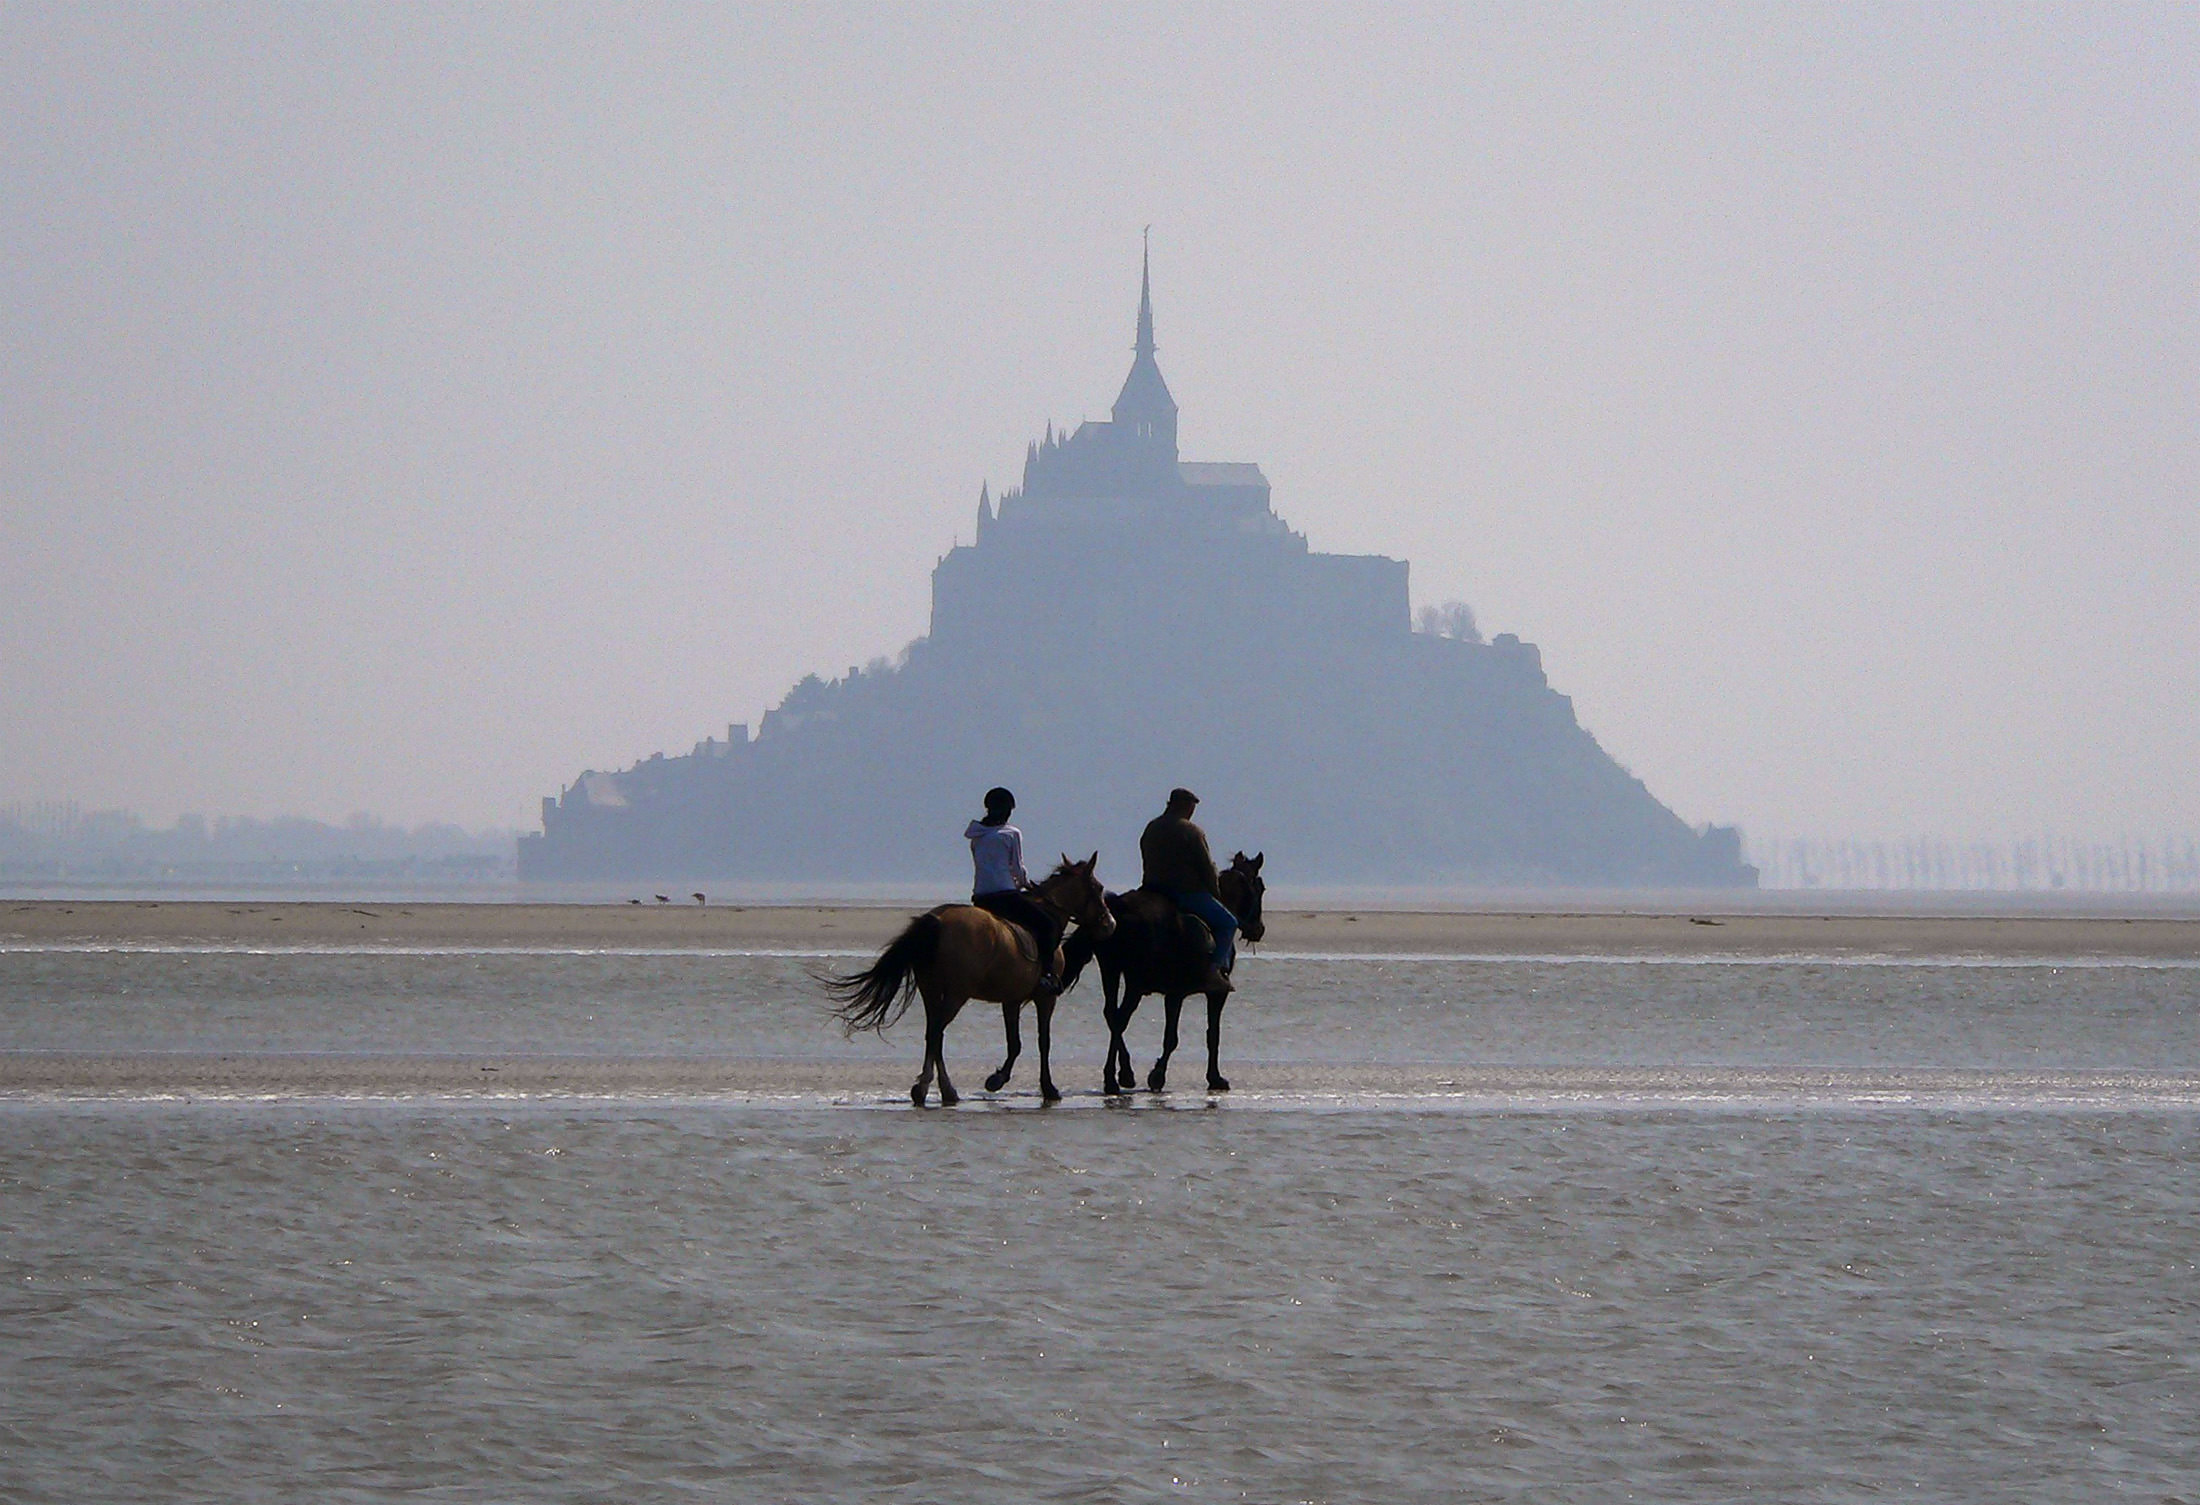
[1165,888,1238,973]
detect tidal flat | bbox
[2,905,2196,1499]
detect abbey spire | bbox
[1110,236,1178,456]
[1135,236,1156,358]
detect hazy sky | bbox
[4,4,2195,841]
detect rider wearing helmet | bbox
[1139,787,1236,994]
[965,786,1060,994]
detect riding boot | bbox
[1037,919,1064,994]
[1201,961,1234,995]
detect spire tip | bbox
[1135,232,1155,356]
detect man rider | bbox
[965,786,1061,994]
[1139,787,1236,995]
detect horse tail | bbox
[824,912,942,1035]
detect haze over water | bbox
[4,942,2195,1499]
[6,7,2196,846]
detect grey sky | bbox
[4,4,2194,841]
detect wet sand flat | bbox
[0,1053,909,1101]
[4,1053,2196,1106]
[10,901,2199,1103]
[4,899,2199,958]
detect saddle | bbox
[1125,886,1218,971]
[956,900,1044,967]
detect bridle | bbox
[1222,859,1267,946]
[1034,862,1114,934]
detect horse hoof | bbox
[939,1091,959,1107]
[1041,1083,1061,1104]
[1209,1074,1231,1092]
[984,1071,1009,1092]
[910,1084,927,1107]
[1146,1070,1167,1093]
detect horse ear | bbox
[1060,852,1072,869]
[1232,850,1246,864]
[1253,851,1265,871]
[1087,850,1099,870]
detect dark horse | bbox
[1060,851,1266,1095]
[826,855,1113,1106]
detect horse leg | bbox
[985,1000,1021,1093]
[933,996,963,1107]
[1120,990,1149,1092]
[1100,965,1126,1095]
[911,985,940,1107]
[1036,994,1060,1103]
[1205,990,1230,1091]
[1149,992,1185,1093]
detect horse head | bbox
[1222,850,1267,943]
[1043,851,1116,938]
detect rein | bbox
[1032,867,1102,926]
[1221,866,1266,950]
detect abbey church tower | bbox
[1109,240,1178,456]
[926,248,1408,655]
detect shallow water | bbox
[4,1104,2195,1502]
[5,947,2199,1073]
[2,947,2197,1500]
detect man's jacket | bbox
[1140,814,1220,898]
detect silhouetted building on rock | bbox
[520,254,1754,888]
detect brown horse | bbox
[828,855,1113,1106]
[1061,851,1266,1095]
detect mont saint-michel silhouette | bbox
[520,254,1753,888]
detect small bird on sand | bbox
[654,894,670,903]
[692,892,707,905]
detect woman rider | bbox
[965,786,1061,994]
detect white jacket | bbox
[965,820,1027,897]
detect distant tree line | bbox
[1749,834,2200,892]
[1414,600,1483,644]
[0,802,516,883]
